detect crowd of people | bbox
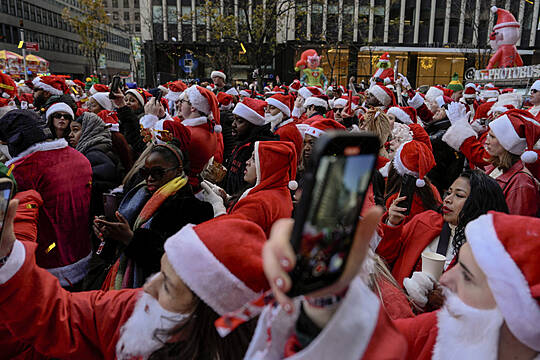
[0,65,538,360]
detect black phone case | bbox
[287,132,380,297]
[396,174,417,216]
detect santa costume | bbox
[0,218,269,359]
[266,93,303,159]
[395,212,540,360]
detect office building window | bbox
[113,11,119,20]
[124,12,129,20]
[134,0,139,7]
[135,12,140,21]
[135,24,141,32]
[112,0,118,7]
[124,0,129,7]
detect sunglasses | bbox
[532,89,538,94]
[53,113,73,121]
[138,166,177,180]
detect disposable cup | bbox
[421,251,446,280]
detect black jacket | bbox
[123,186,214,280]
[117,105,147,157]
[220,109,235,163]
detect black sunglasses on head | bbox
[138,166,177,180]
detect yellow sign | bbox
[17,41,24,49]
[240,43,246,55]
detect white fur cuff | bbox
[442,122,477,151]
[408,92,424,109]
[0,241,25,284]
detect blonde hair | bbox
[362,109,392,157]
[489,150,520,172]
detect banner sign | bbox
[474,64,540,81]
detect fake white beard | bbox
[265,112,284,132]
[433,287,504,360]
[116,290,190,360]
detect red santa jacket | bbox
[275,119,303,161]
[13,190,43,243]
[377,210,444,285]
[8,139,92,286]
[394,311,438,360]
[228,141,295,237]
[486,162,539,216]
[0,241,140,360]
[179,117,219,180]
[302,113,326,125]
[372,67,395,84]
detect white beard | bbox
[433,288,504,360]
[265,112,284,132]
[116,290,190,360]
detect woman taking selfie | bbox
[376,169,508,308]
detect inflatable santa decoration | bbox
[487,7,523,69]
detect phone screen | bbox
[288,139,377,296]
[0,181,14,247]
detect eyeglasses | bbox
[138,166,177,180]
[53,113,73,121]
[531,89,538,94]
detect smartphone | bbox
[109,76,121,99]
[103,192,121,221]
[155,89,163,103]
[287,132,379,297]
[396,174,416,216]
[0,178,15,248]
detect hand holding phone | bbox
[109,75,121,99]
[0,178,17,258]
[286,133,380,297]
[396,174,416,216]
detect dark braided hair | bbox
[450,169,509,254]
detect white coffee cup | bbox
[421,251,446,280]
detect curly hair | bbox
[362,108,392,157]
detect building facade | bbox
[0,0,132,79]
[140,0,540,88]
[104,0,142,35]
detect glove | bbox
[199,182,227,217]
[403,271,435,307]
[445,102,468,125]
[396,73,410,89]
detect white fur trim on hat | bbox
[489,114,534,155]
[267,97,291,118]
[126,89,145,107]
[333,98,347,108]
[304,97,328,109]
[387,107,413,124]
[233,102,265,125]
[442,121,478,151]
[480,90,499,100]
[45,102,74,121]
[32,77,63,96]
[466,214,540,351]
[165,90,182,103]
[296,123,309,138]
[211,71,226,80]
[368,85,391,107]
[91,92,114,111]
[305,126,325,138]
[488,106,509,116]
[392,142,419,178]
[531,80,540,93]
[164,224,258,316]
[407,92,424,109]
[425,87,444,103]
[185,86,211,115]
[298,87,313,100]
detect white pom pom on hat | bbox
[415,178,426,187]
[214,124,222,133]
[491,6,498,13]
[288,180,298,191]
[521,150,538,164]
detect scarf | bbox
[75,112,112,155]
[106,175,188,290]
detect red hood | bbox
[244,141,297,197]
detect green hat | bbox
[447,72,464,92]
[0,163,17,192]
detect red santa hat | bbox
[289,79,301,93]
[249,141,299,193]
[165,80,187,103]
[531,79,540,93]
[491,6,520,31]
[126,88,151,107]
[379,52,390,63]
[305,118,346,138]
[161,120,192,152]
[333,96,348,108]
[473,101,495,122]
[233,97,267,126]
[97,110,120,132]
[164,218,268,316]
[489,109,540,163]
[32,75,68,96]
[488,104,515,116]
[463,83,477,99]
[392,140,436,187]
[368,84,396,107]
[0,73,16,99]
[304,94,329,110]
[210,70,226,80]
[387,106,417,124]
[91,92,114,111]
[298,86,323,100]
[184,85,221,130]
[481,84,500,101]
[267,93,292,118]
[465,211,540,351]
[89,83,110,95]
[45,102,74,122]
[425,86,446,103]
[217,92,234,111]
[72,79,85,89]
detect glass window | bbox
[152,6,162,24]
[134,0,139,7]
[124,12,130,20]
[113,11,119,20]
[112,0,118,7]
[135,24,141,32]
[30,6,36,22]
[134,12,140,21]
[168,6,177,24]
[124,0,129,7]
[36,8,42,24]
